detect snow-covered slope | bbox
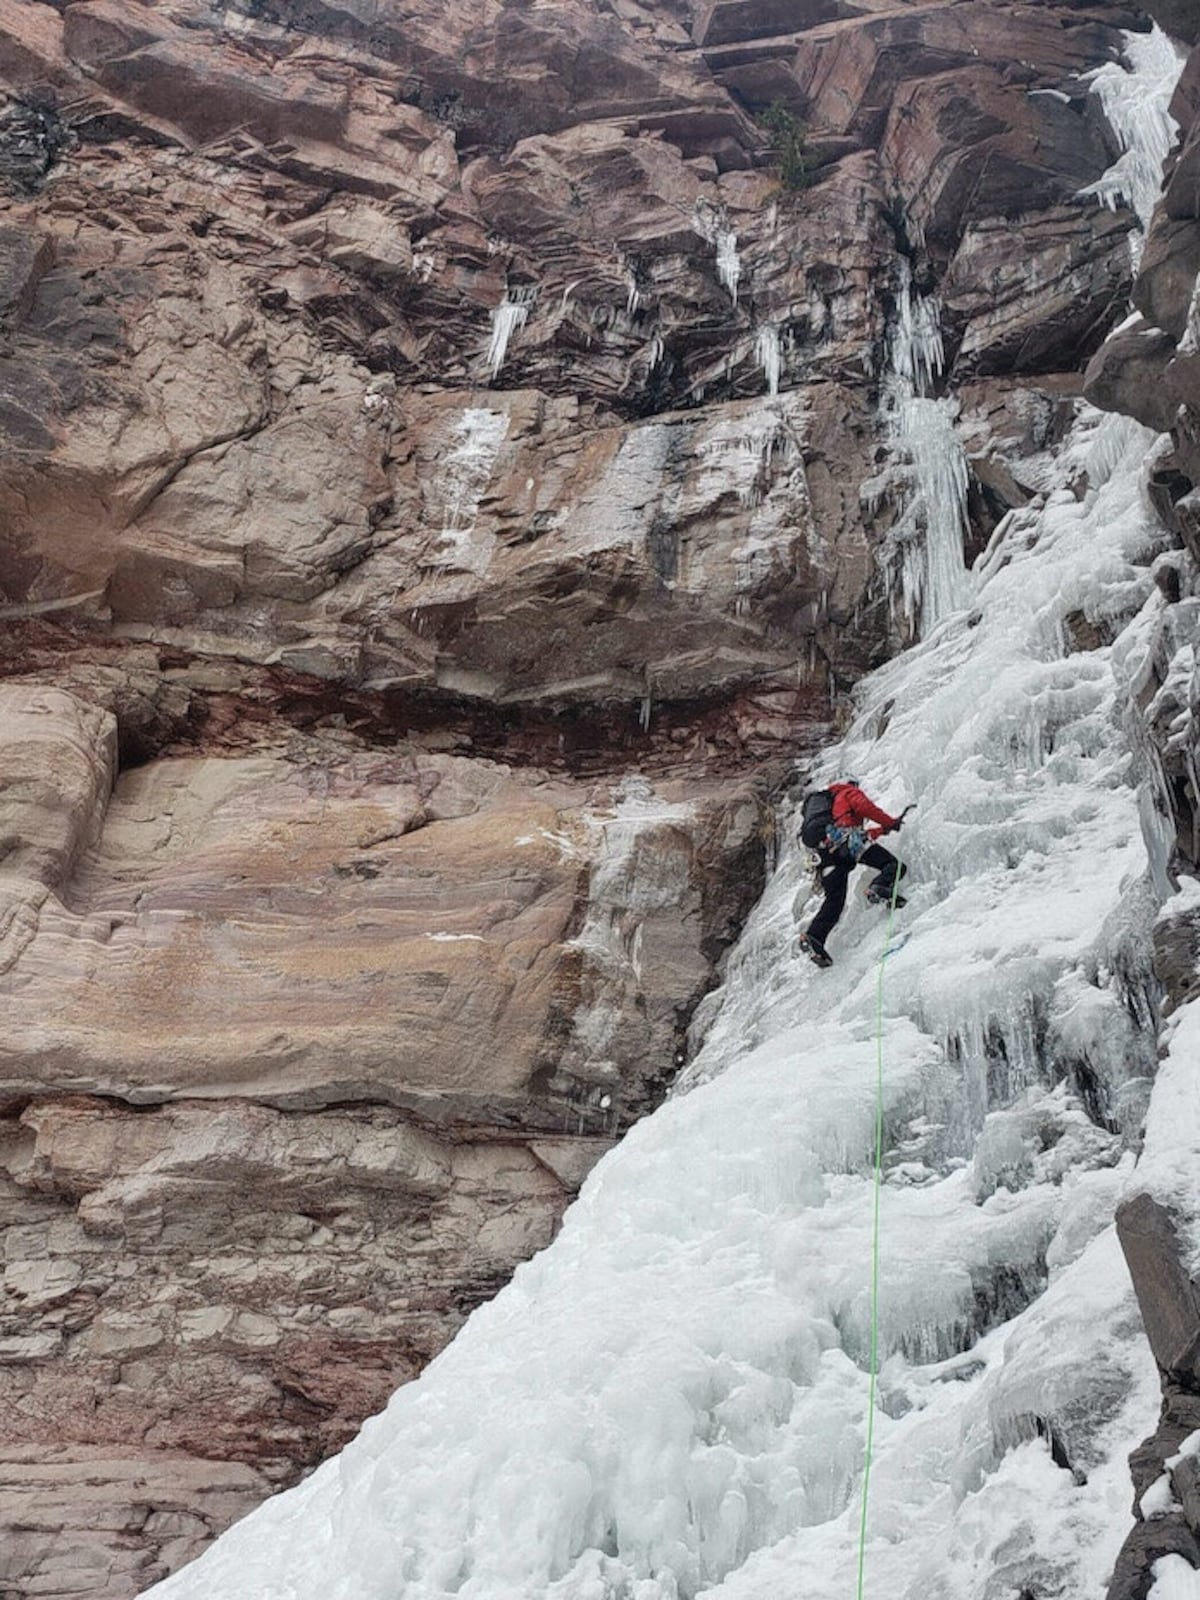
[146,35,1193,1600]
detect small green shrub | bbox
[761,101,812,191]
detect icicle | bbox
[756,325,782,397]
[486,285,538,378]
[716,230,741,307]
[624,260,641,316]
[1080,26,1183,237]
[890,258,944,398]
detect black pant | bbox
[807,843,905,947]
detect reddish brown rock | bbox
[1139,0,1200,46]
[1084,316,1182,434]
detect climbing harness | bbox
[855,866,904,1600]
[826,822,869,860]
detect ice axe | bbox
[889,804,915,834]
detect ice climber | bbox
[795,781,907,969]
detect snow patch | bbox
[1149,1555,1200,1600]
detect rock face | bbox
[0,0,1156,1591]
[0,676,768,1596]
[1085,11,1200,1590]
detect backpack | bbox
[800,788,835,848]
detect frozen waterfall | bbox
[1082,26,1183,238]
[148,399,1174,1600]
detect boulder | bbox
[1135,215,1200,339]
[1083,317,1181,434]
[1116,1192,1200,1385]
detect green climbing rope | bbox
[855,871,903,1600]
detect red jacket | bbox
[829,783,899,840]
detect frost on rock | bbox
[558,777,699,1119]
[1081,26,1184,239]
[694,410,787,512]
[426,408,508,574]
[147,328,1171,1600]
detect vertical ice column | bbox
[756,325,782,396]
[716,230,741,307]
[487,286,538,379]
[892,395,970,626]
[882,258,971,633]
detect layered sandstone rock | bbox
[0,0,1158,1591]
[0,677,767,1595]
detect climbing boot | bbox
[796,932,833,969]
[865,883,907,908]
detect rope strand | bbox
[855,868,902,1600]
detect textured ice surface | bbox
[1082,27,1183,235]
[148,397,1168,1600]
